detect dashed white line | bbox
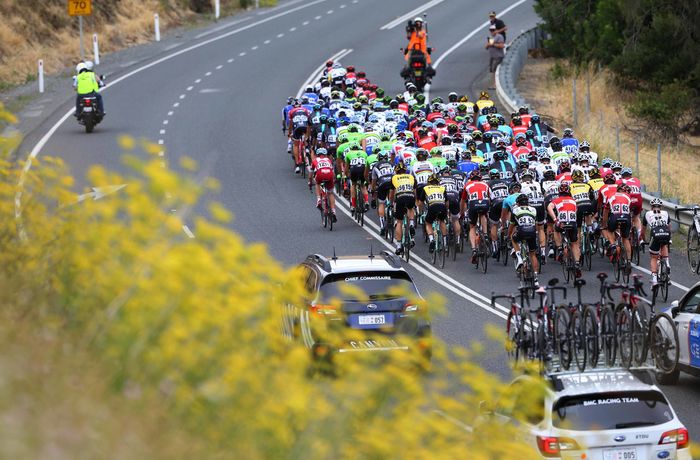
[182,225,196,239]
[227,58,234,62]
[205,71,212,76]
[173,102,179,107]
[251,45,258,50]
[179,94,186,99]
[264,39,271,44]
[158,139,164,145]
[340,4,346,8]
[158,151,165,157]
[327,9,334,14]
[277,33,284,38]
[187,86,194,91]
[167,111,174,116]
[302,20,309,25]
[289,27,296,31]
[160,129,166,134]
[315,15,322,20]
[163,120,169,125]
[195,78,202,83]
[216,64,223,69]
[239,51,247,56]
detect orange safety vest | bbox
[406,30,431,64]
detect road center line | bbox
[379,0,445,31]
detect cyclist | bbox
[424,173,448,253]
[463,170,491,265]
[440,165,462,248]
[560,127,579,155]
[344,142,369,214]
[370,150,395,234]
[642,198,672,286]
[487,168,509,256]
[287,100,311,174]
[547,183,581,277]
[411,148,434,218]
[570,169,596,238]
[311,148,337,222]
[603,183,633,262]
[509,194,540,286]
[490,149,515,181]
[391,161,417,255]
[519,169,547,260]
[618,167,643,240]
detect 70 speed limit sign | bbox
[68,0,92,16]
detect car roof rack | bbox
[380,250,402,268]
[306,254,332,272]
[546,366,656,391]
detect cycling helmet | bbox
[471,131,482,140]
[519,106,529,115]
[414,17,424,24]
[440,165,451,175]
[579,140,590,152]
[389,99,399,109]
[650,198,663,207]
[415,93,426,103]
[469,170,482,181]
[466,139,477,149]
[301,96,310,105]
[603,172,616,184]
[528,151,539,162]
[531,114,540,124]
[319,114,328,123]
[621,167,633,177]
[539,151,551,161]
[520,169,534,180]
[357,71,366,78]
[479,163,491,175]
[327,117,336,126]
[394,161,406,173]
[617,183,631,193]
[453,133,464,143]
[447,159,457,168]
[515,135,527,146]
[494,150,508,161]
[416,148,429,160]
[376,88,385,97]
[487,168,499,179]
[441,135,453,145]
[589,166,600,178]
[352,102,362,111]
[76,62,87,73]
[511,115,522,126]
[377,150,389,161]
[509,182,522,193]
[427,173,441,185]
[563,128,574,138]
[359,95,369,103]
[479,90,490,99]
[447,124,459,134]
[559,160,571,172]
[349,142,361,150]
[346,88,355,97]
[347,124,359,133]
[346,65,355,73]
[338,133,349,143]
[435,119,447,128]
[524,129,534,139]
[516,194,529,206]
[429,147,441,157]
[517,156,530,168]
[611,161,622,171]
[326,59,334,67]
[316,148,328,156]
[571,169,585,183]
[558,183,571,195]
[543,170,556,181]
[483,132,493,143]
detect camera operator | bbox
[403,17,435,77]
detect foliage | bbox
[0,105,542,458]
[534,0,699,137]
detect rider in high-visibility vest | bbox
[402,17,435,77]
[74,62,104,117]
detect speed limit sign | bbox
[68,0,92,16]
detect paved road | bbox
[19,0,700,434]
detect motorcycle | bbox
[76,75,105,133]
[400,47,433,92]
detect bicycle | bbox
[630,225,642,266]
[534,279,568,373]
[612,226,631,284]
[675,205,700,274]
[497,222,511,266]
[496,287,535,364]
[595,273,618,368]
[353,180,366,227]
[446,218,458,262]
[431,217,446,269]
[319,182,333,231]
[398,214,414,263]
[473,215,489,273]
[384,198,395,242]
[559,226,578,284]
[651,253,671,304]
[571,278,599,371]
[579,218,595,271]
[516,241,536,295]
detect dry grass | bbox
[518,59,700,204]
[0,0,274,86]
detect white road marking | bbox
[327,10,333,14]
[424,0,528,99]
[632,264,689,291]
[163,120,169,125]
[315,15,322,20]
[340,4,346,8]
[158,151,164,157]
[182,225,196,239]
[179,94,186,99]
[302,21,309,26]
[158,139,164,145]
[379,0,444,30]
[227,58,234,63]
[195,78,202,83]
[194,16,252,39]
[264,39,271,44]
[187,86,194,91]
[216,64,223,69]
[167,111,174,116]
[433,410,474,433]
[251,45,258,50]
[239,51,246,56]
[159,129,166,134]
[205,71,212,76]
[289,27,297,31]
[277,33,284,38]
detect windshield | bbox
[318,271,419,302]
[552,391,673,431]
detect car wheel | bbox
[655,369,680,386]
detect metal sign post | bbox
[68,0,92,60]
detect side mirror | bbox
[670,300,680,317]
[479,400,493,416]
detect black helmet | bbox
[516,194,529,206]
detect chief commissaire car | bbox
[656,281,700,385]
[281,250,431,364]
[477,369,691,459]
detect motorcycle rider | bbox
[74,62,104,118]
[402,17,436,78]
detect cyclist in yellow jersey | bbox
[391,162,417,255]
[423,174,448,253]
[586,166,604,232]
[475,91,494,112]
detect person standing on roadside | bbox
[488,11,507,41]
[486,25,505,89]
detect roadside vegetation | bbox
[0,102,544,458]
[0,0,276,87]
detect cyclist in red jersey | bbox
[312,148,337,221]
[547,183,581,277]
[287,100,311,174]
[617,167,643,238]
[462,170,491,265]
[603,183,633,261]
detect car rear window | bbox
[552,391,674,431]
[319,271,419,302]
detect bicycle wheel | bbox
[572,309,587,372]
[322,200,328,229]
[403,236,411,263]
[630,229,640,265]
[632,306,649,366]
[561,248,571,283]
[583,230,592,271]
[614,249,622,282]
[554,306,572,371]
[600,305,617,367]
[431,232,437,266]
[617,307,633,368]
[660,262,669,302]
[506,311,525,362]
[584,305,600,368]
[650,313,680,374]
[439,234,446,269]
[535,321,552,373]
[688,223,700,273]
[501,235,509,266]
[479,233,489,274]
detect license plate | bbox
[358,314,386,325]
[414,70,422,76]
[603,448,638,460]
[83,107,93,112]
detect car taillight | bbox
[403,303,418,312]
[537,436,580,457]
[659,428,689,449]
[84,99,92,106]
[310,304,337,316]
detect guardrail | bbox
[495,27,696,231]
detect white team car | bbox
[478,369,691,459]
[657,282,700,385]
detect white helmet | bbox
[84,60,94,71]
[76,62,87,73]
[414,17,423,23]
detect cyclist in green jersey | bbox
[344,143,369,213]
